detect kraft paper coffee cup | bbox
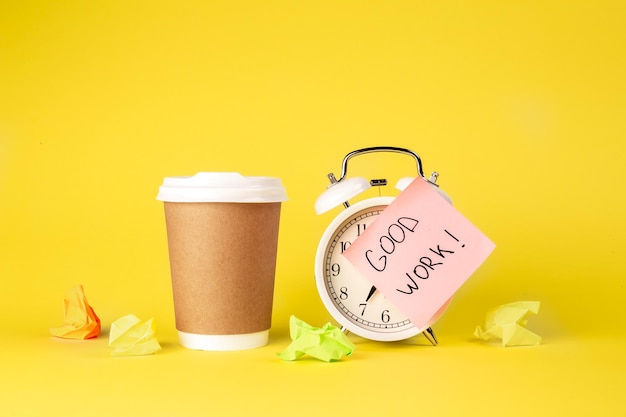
[156,172,287,351]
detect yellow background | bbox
[1,1,624,415]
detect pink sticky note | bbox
[343,178,495,330]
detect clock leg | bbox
[422,327,438,346]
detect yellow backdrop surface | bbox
[1,1,624,416]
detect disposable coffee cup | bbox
[156,172,287,351]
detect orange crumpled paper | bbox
[49,285,101,339]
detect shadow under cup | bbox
[157,173,287,351]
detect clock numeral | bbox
[339,287,348,300]
[357,223,367,236]
[340,241,351,253]
[381,310,390,323]
[330,263,341,276]
[359,303,367,316]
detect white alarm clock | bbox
[314,147,452,345]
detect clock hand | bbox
[364,285,377,302]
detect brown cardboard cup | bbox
[157,173,287,350]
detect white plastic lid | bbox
[156,172,288,203]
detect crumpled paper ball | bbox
[49,285,101,340]
[109,314,161,356]
[474,301,541,347]
[278,315,355,362]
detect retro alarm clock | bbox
[314,146,452,345]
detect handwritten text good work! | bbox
[363,216,464,295]
[343,178,495,329]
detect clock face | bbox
[315,197,423,341]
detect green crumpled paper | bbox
[109,314,161,356]
[278,316,355,362]
[474,301,542,347]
